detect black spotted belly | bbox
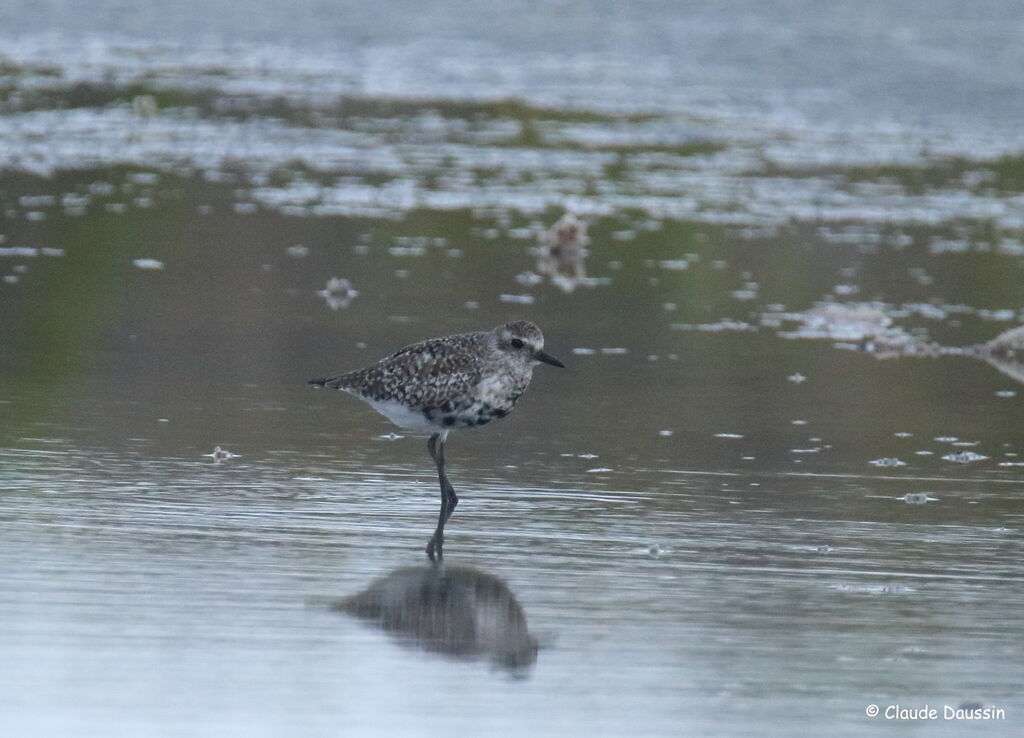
[421,397,517,429]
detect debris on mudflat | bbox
[970,324,1024,384]
[514,271,544,287]
[204,445,241,463]
[499,293,535,304]
[869,457,906,467]
[131,94,159,118]
[537,212,590,293]
[978,324,1024,359]
[317,277,358,310]
[899,492,936,505]
[941,451,989,464]
[771,296,1024,391]
[859,323,1024,387]
[671,319,756,332]
[771,302,895,341]
[855,335,947,359]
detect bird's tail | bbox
[308,375,348,390]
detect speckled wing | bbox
[311,333,485,409]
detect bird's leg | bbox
[434,433,459,523]
[426,494,447,563]
[426,433,456,563]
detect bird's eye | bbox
[510,338,525,349]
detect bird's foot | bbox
[426,533,444,564]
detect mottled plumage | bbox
[310,320,561,432]
[308,320,564,563]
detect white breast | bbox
[475,371,527,406]
[365,398,440,432]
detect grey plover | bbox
[309,320,564,562]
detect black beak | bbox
[534,350,565,368]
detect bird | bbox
[309,320,564,562]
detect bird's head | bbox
[493,320,565,368]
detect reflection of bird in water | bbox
[309,321,564,562]
[331,565,538,673]
[537,213,589,292]
[859,323,1024,386]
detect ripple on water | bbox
[829,582,914,595]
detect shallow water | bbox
[2,4,1024,736]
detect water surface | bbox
[2,3,1023,736]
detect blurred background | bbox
[1,2,1022,736]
